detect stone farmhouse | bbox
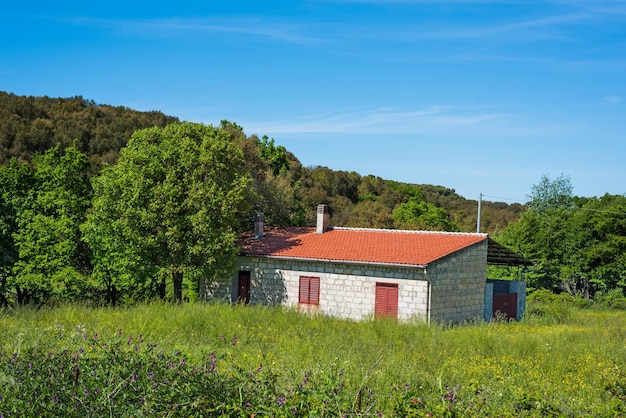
[206,205,532,324]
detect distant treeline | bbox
[0,91,178,168]
[1,92,623,305]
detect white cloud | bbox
[242,105,508,135]
[601,96,622,104]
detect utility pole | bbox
[476,193,482,233]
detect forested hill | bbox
[0,91,522,234]
[0,91,178,167]
[418,185,525,234]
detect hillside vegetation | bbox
[0,91,178,168]
[1,91,624,305]
[0,91,519,235]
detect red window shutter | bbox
[309,277,320,305]
[299,276,320,305]
[299,277,310,304]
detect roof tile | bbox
[239,227,487,267]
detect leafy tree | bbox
[499,174,626,297]
[219,121,304,227]
[83,122,253,303]
[393,198,459,231]
[347,200,394,229]
[259,135,289,176]
[527,173,573,213]
[10,144,92,304]
[0,159,36,305]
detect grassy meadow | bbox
[1,298,625,417]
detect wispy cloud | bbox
[56,0,625,65]
[61,16,328,48]
[600,95,622,104]
[242,106,505,135]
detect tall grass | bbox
[1,300,625,416]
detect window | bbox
[299,276,320,305]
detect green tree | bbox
[499,174,626,297]
[83,122,253,303]
[527,173,573,213]
[219,120,304,227]
[0,159,36,305]
[10,145,92,304]
[347,200,394,229]
[393,198,459,231]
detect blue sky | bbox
[2,1,625,202]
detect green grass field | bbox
[1,299,625,416]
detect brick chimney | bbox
[253,213,264,238]
[316,204,329,233]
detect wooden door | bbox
[493,293,517,320]
[375,282,398,319]
[237,271,251,304]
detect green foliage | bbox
[393,197,459,231]
[219,120,304,227]
[2,303,626,416]
[527,173,573,213]
[298,168,464,231]
[83,123,254,303]
[0,91,178,168]
[7,145,92,304]
[499,192,626,297]
[0,159,36,306]
[259,135,289,176]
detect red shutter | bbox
[375,283,398,319]
[309,277,320,305]
[299,277,310,304]
[299,276,320,305]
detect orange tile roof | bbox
[238,227,487,267]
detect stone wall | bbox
[230,257,429,321]
[426,240,488,324]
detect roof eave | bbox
[239,253,428,269]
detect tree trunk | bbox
[16,286,29,305]
[158,276,166,300]
[173,271,183,302]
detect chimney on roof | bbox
[253,213,264,238]
[316,204,329,233]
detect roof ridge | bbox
[331,226,487,237]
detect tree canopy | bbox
[497,175,626,297]
[0,91,177,168]
[82,122,254,303]
[1,144,92,304]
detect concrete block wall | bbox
[231,256,429,321]
[427,240,488,324]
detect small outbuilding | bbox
[204,205,532,323]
